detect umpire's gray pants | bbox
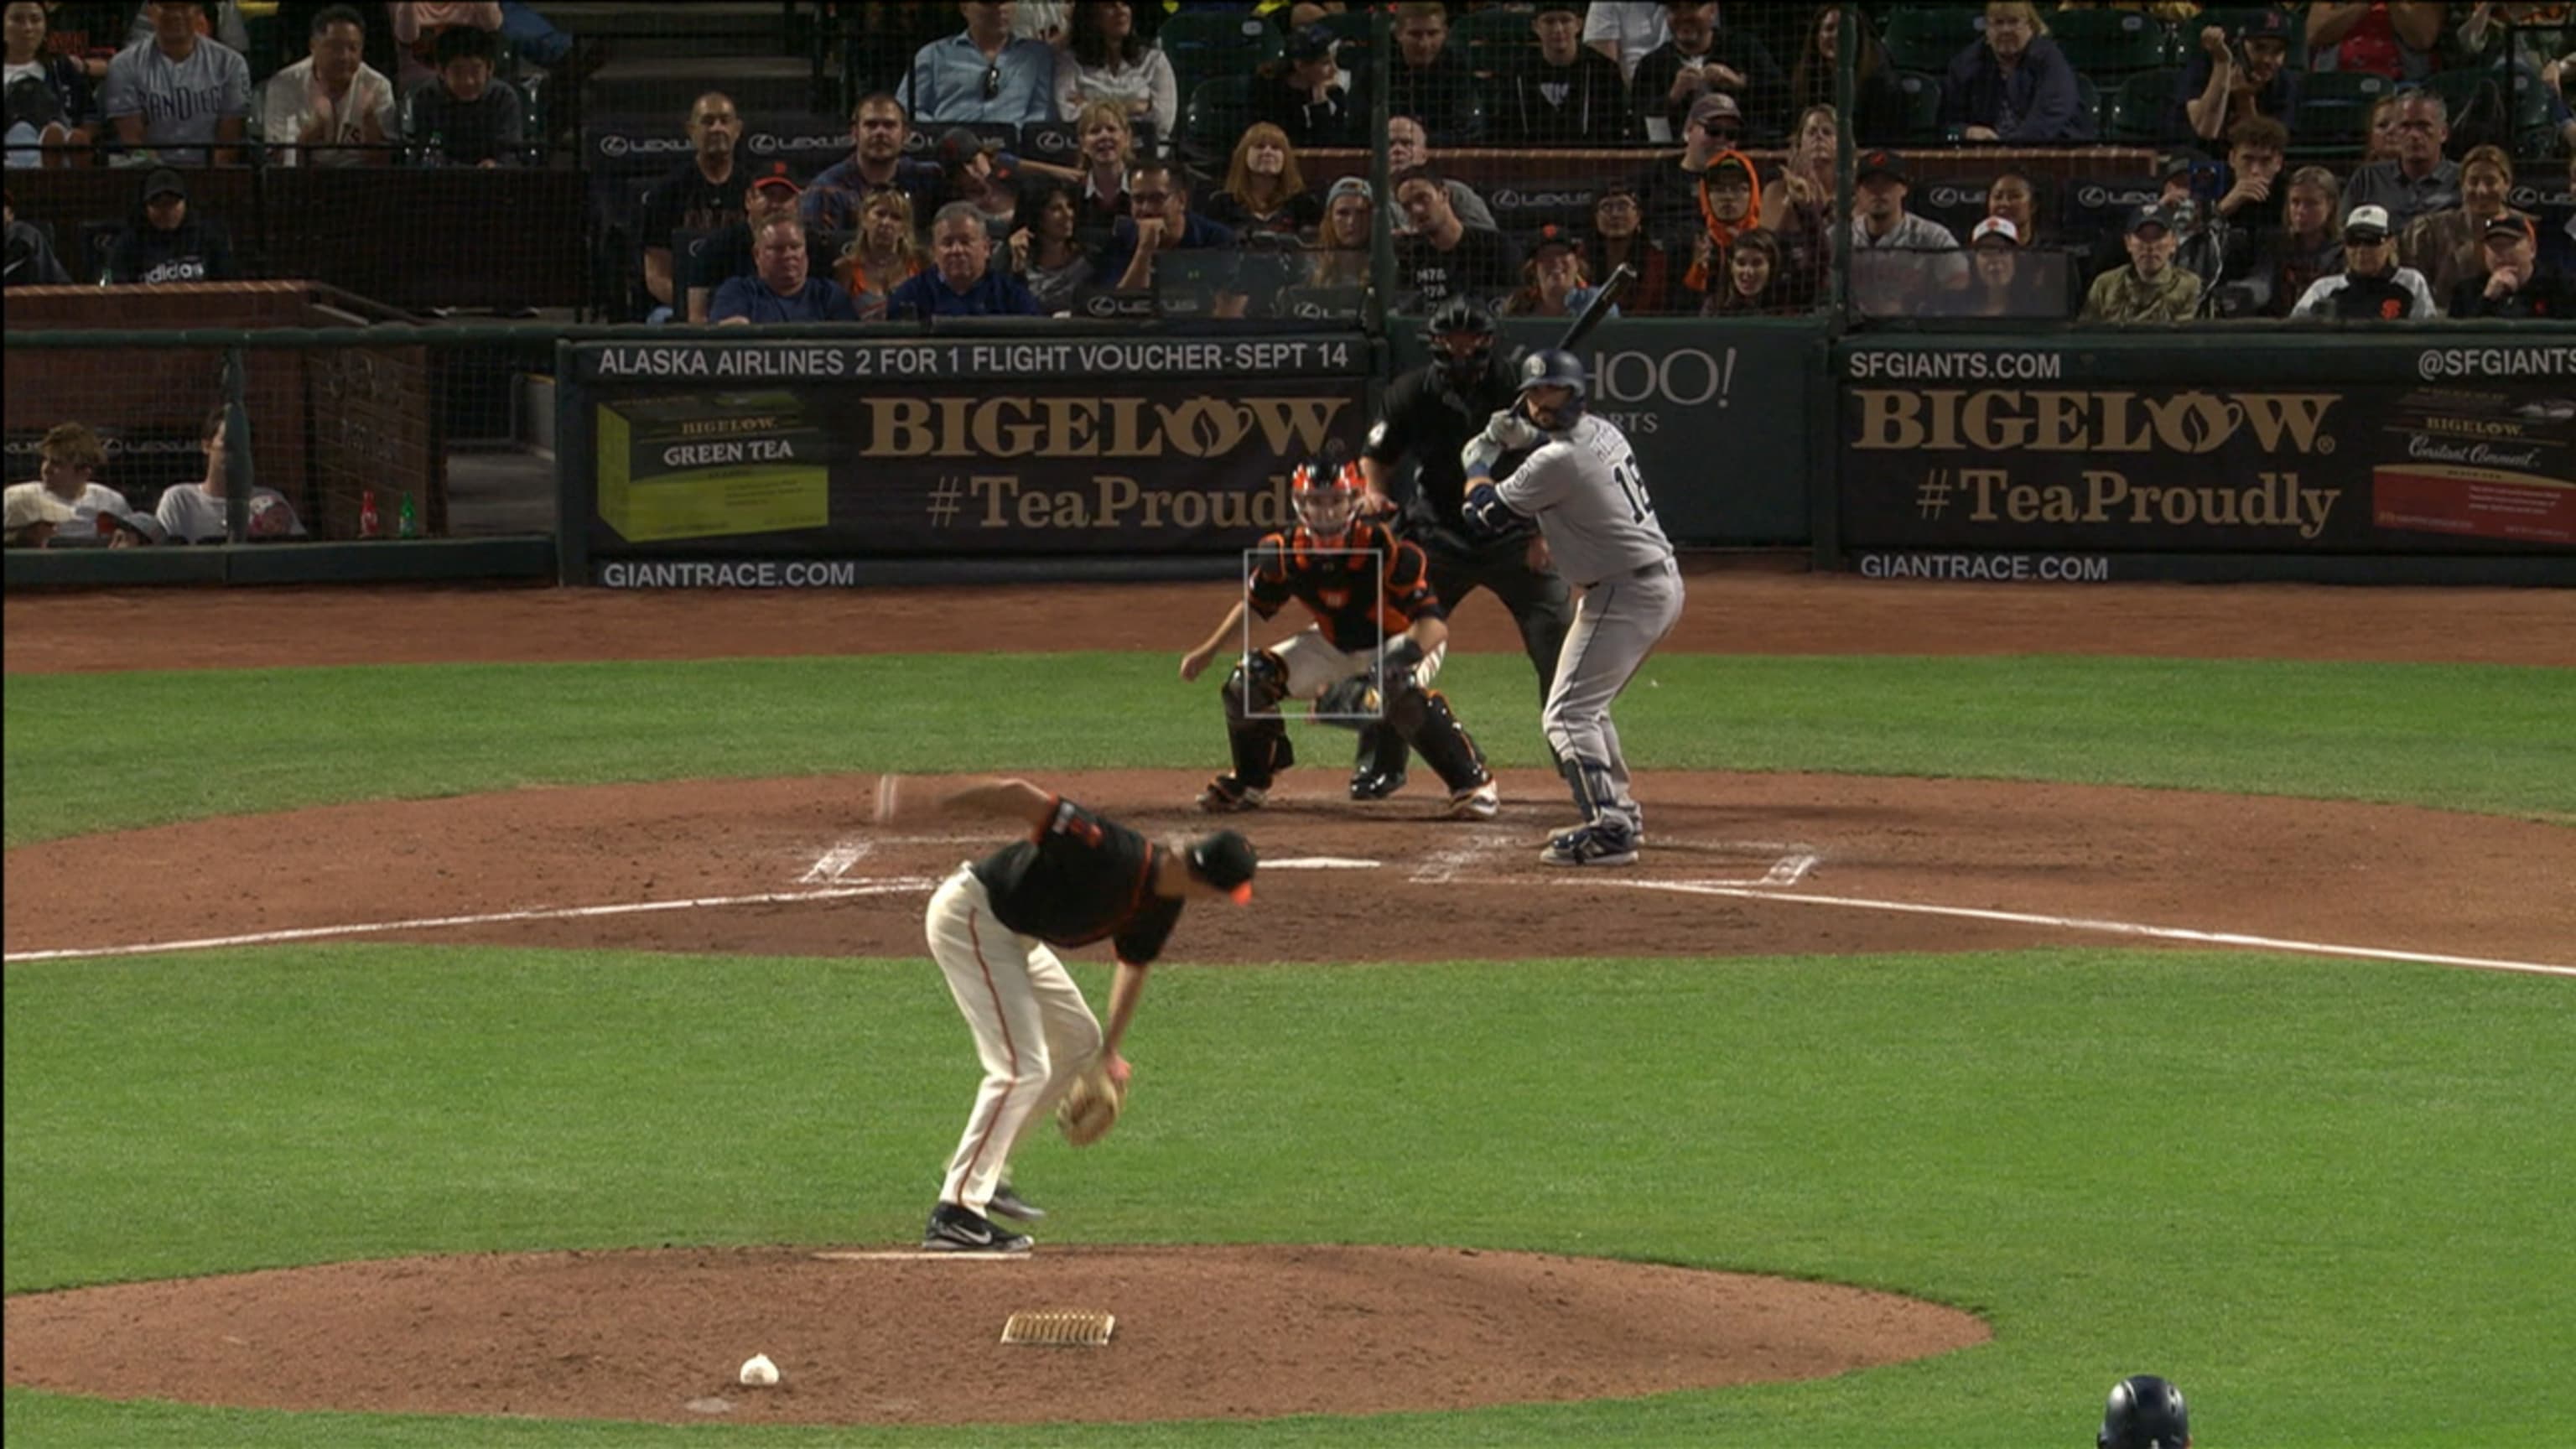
[1541,557,1684,834]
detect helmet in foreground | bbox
[2099,1374,2189,1449]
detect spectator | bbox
[836,184,925,319]
[935,125,1020,236]
[119,1,250,58]
[805,94,946,233]
[2179,4,2302,143]
[1639,90,1741,249]
[6,0,97,168]
[261,6,394,169]
[1250,21,1357,148]
[404,24,521,166]
[2243,163,2346,316]
[1307,174,1370,288]
[2291,202,2436,317]
[1501,225,1613,319]
[898,1,1054,127]
[1007,179,1091,310]
[2,480,70,545]
[1013,0,1067,46]
[1942,2,2095,143]
[1583,180,1675,313]
[1200,122,1317,238]
[1497,0,1631,146]
[712,215,865,323]
[1762,102,1838,234]
[1055,1,1174,137]
[1392,165,1514,310]
[1583,0,1667,82]
[2342,91,2458,231]
[2307,0,2444,82]
[1955,216,2054,315]
[103,165,232,282]
[1067,98,1132,236]
[690,164,837,322]
[2449,212,2572,318]
[1385,0,1484,144]
[2401,144,2528,303]
[386,2,500,94]
[2364,91,2402,161]
[1847,148,1967,317]
[7,422,156,544]
[2081,205,2203,322]
[1787,2,1903,146]
[1632,1,1783,144]
[4,187,71,283]
[2212,113,2290,231]
[100,0,247,164]
[1097,159,1234,292]
[1702,225,1794,314]
[2451,3,2576,155]
[636,91,745,321]
[891,199,1045,316]
[1987,168,2054,250]
[2097,1374,2190,1449]
[156,407,303,543]
[1681,144,1763,300]
[1388,114,1498,231]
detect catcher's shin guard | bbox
[1222,650,1296,788]
[1386,683,1490,792]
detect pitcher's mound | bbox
[4,1244,1988,1425]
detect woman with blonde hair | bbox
[1307,174,1372,288]
[1202,122,1321,237]
[1501,227,1611,318]
[836,186,923,319]
[1071,97,1135,233]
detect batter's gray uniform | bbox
[1488,413,1682,860]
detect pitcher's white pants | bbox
[926,867,1103,1215]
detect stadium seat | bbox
[2108,68,2180,144]
[2046,8,2168,75]
[1313,9,1374,48]
[1157,9,1280,55]
[1894,70,1945,141]
[2423,65,2561,156]
[1454,7,1540,45]
[1178,73,1254,171]
[1882,6,1983,73]
[2074,70,2102,132]
[2294,70,2397,148]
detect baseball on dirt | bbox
[738,1353,780,1387]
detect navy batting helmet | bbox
[2099,1374,2189,1449]
[1516,348,1588,424]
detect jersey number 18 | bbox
[1613,458,1654,524]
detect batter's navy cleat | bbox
[1197,775,1267,813]
[1348,768,1408,801]
[1540,823,1638,868]
[986,1182,1046,1223]
[923,1202,1032,1253]
[1447,780,1500,820]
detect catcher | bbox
[874,774,1257,1254]
[1180,457,1500,820]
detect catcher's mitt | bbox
[1057,1062,1125,1148]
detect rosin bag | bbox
[595,391,831,543]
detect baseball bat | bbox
[1554,262,1636,354]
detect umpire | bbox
[1335,299,1572,797]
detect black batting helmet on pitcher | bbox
[2098,1374,2189,1449]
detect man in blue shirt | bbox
[897,2,1053,126]
[1097,161,1237,292]
[890,200,1046,318]
[711,216,865,323]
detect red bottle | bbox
[359,489,382,539]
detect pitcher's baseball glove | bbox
[1057,1062,1125,1148]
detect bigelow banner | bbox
[569,337,1370,577]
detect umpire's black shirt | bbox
[1362,351,1522,534]
[971,796,1182,963]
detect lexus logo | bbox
[1927,185,1977,208]
[599,134,630,157]
[1085,293,1119,317]
[2077,184,2153,209]
[1491,188,1592,209]
[1031,130,1072,153]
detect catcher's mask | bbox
[1291,458,1364,539]
[1421,298,1495,388]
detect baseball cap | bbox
[2127,203,2174,236]
[1687,91,1742,133]
[143,167,186,202]
[2343,203,2392,242]
[2482,213,2536,245]
[2238,7,2294,44]
[1530,223,1576,258]
[1286,21,1337,62]
[747,161,801,197]
[1188,830,1258,904]
[1855,148,1907,186]
[1324,175,1371,209]
[1970,215,2021,247]
[2153,147,2209,181]
[937,126,1000,166]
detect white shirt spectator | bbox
[1055,45,1177,136]
[155,480,305,542]
[259,56,397,167]
[1583,2,1670,81]
[98,34,250,164]
[1013,2,1069,45]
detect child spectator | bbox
[104,165,233,282]
[1496,0,1631,146]
[156,407,303,542]
[4,422,157,544]
[404,23,522,166]
[1055,1,1174,138]
[1200,122,1318,240]
[6,0,96,168]
[99,0,247,164]
[261,5,395,168]
[1941,1,2095,143]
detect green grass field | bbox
[7,652,2573,1446]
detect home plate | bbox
[1262,856,1380,870]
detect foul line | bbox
[3,880,941,964]
[1588,879,2576,979]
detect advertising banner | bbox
[572,335,1370,576]
[1839,341,2575,556]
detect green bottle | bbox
[397,492,419,539]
